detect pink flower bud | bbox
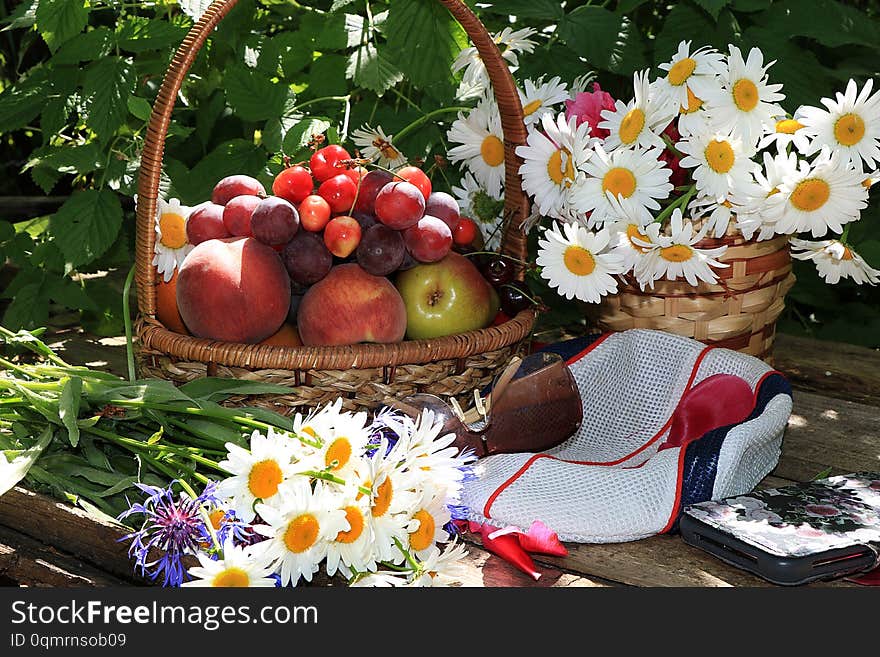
[564,83,616,139]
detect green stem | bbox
[300,470,371,497]
[393,537,421,572]
[394,106,471,144]
[289,95,350,113]
[122,264,136,383]
[654,185,697,224]
[840,225,851,244]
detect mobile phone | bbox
[679,473,880,586]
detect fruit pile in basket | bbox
[153,143,528,347]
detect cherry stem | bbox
[500,282,541,307]
[461,250,532,268]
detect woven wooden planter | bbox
[592,230,796,362]
[134,0,535,413]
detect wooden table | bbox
[1,326,878,587]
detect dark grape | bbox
[481,257,514,287]
[425,191,460,230]
[354,170,393,214]
[252,196,299,246]
[282,231,332,285]
[356,224,406,276]
[351,210,377,231]
[397,250,418,272]
[499,282,533,316]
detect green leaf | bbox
[27,142,103,176]
[225,65,290,122]
[282,117,332,158]
[46,277,98,312]
[306,54,349,98]
[115,16,188,53]
[856,240,880,268]
[146,426,164,445]
[82,57,137,141]
[479,0,564,19]
[127,96,152,121]
[347,43,403,96]
[58,376,82,447]
[275,32,314,77]
[49,189,124,268]
[168,140,268,205]
[653,3,734,65]
[693,0,731,20]
[1,0,38,30]
[35,0,89,51]
[755,0,880,48]
[385,0,467,94]
[0,69,51,133]
[51,27,112,64]
[617,0,652,11]
[40,97,70,143]
[731,0,772,11]
[2,281,50,331]
[559,7,647,74]
[329,0,358,11]
[179,378,295,403]
[0,427,53,497]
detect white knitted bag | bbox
[462,329,793,543]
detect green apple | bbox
[396,252,500,340]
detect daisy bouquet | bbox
[446,38,880,305]
[119,400,474,588]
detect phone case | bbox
[680,472,880,585]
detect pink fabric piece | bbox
[659,373,755,452]
[488,520,569,557]
[565,83,615,139]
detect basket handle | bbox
[135,0,529,318]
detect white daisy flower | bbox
[452,27,537,98]
[757,114,813,155]
[183,539,276,588]
[605,195,656,274]
[350,571,408,587]
[863,170,879,189]
[687,195,736,239]
[677,88,713,138]
[677,130,757,201]
[515,112,596,221]
[447,97,505,199]
[312,407,370,480]
[798,78,880,171]
[152,198,193,283]
[216,429,304,523]
[351,124,407,169]
[654,41,726,114]
[292,398,344,446]
[408,540,470,587]
[735,149,800,241]
[768,149,869,238]
[323,493,377,579]
[451,171,504,251]
[702,45,785,148]
[599,70,675,152]
[633,208,729,289]
[404,486,451,560]
[536,222,626,303]
[519,76,569,127]
[790,239,880,285]
[572,145,673,227]
[254,480,349,586]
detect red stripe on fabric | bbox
[565,332,613,366]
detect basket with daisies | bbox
[444,38,878,358]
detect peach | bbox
[176,237,290,344]
[259,323,302,347]
[297,263,406,346]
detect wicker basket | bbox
[134,0,535,413]
[591,228,796,362]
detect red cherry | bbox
[318,174,359,215]
[298,195,332,232]
[453,216,478,246]
[394,166,431,201]
[341,166,368,187]
[272,165,314,204]
[310,145,351,183]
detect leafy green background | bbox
[0,0,878,346]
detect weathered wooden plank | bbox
[773,334,880,406]
[775,390,880,482]
[0,525,128,587]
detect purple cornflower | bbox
[118,481,217,587]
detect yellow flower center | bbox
[834,113,865,146]
[371,477,393,518]
[335,506,365,544]
[841,246,854,261]
[324,438,352,471]
[626,224,652,253]
[480,135,505,167]
[563,246,596,276]
[668,58,697,86]
[159,213,187,249]
[212,568,250,587]
[547,148,575,187]
[284,514,320,553]
[680,87,703,115]
[660,245,695,262]
[301,425,318,440]
[372,137,400,161]
[602,167,637,198]
[522,99,543,117]
[790,178,831,212]
[247,460,283,500]
[409,509,435,552]
[863,177,875,189]
[732,79,759,112]
[704,140,735,174]
[208,509,226,531]
[776,119,803,134]
[619,108,646,144]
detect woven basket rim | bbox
[133,0,535,372]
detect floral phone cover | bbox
[683,472,880,558]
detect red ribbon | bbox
[463,520,568,580]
